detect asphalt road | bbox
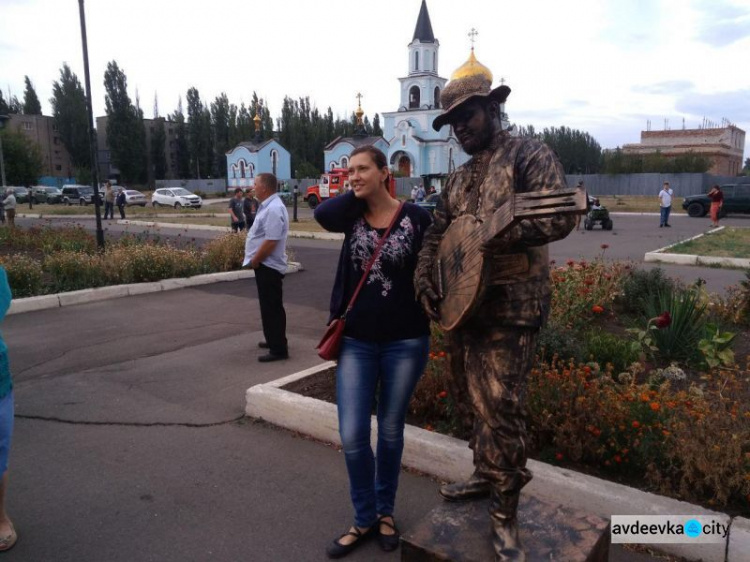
[3,210,743,561]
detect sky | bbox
[2,0,749,159]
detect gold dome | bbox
[451,49,493,82]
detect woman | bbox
[708,184,723,228]
[0,267,17,551]
[314,146,432,558]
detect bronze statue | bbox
[415,48,577,561]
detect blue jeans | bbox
[660,205,671,226]
[336,335,429,527]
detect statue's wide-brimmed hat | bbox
[433,49,510,131]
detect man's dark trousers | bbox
[255,264,288,355]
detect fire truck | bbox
[304,168,397,209]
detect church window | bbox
[341,156,349,169]
[434,87,440,109]
[432,51,436,71]
[402,135,406,146]
[271,150,278,176]
[414,51,419,71]
[239,160,246,179]
[330,162,336,171]
[449,148,454,171]
[409,86,420,109]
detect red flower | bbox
[592,305,604,314]
[632,421,640,429]
[437,391,448,399]
[566,259,575,267]
[600,244,609,249]
[555,453,564,461]
[653,311,671,329]
[614,455,622,463]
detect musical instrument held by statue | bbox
[433,187,586,331]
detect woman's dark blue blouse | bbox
[314,191,432,342]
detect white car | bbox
[151,188,202,209]
[123,190,147,207]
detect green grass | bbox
[595,195,686,214]
[24,203,226,217]
[666,227,750,258]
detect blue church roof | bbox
[412,0,435,43]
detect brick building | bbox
[622,125,745,175]
[6,114,75,181]
[96,115,180,185]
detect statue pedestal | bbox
[401,495,610,561]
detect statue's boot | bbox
[439,472,491,502]
[490,490,525,562]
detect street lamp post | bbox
[78,0,105,250]
[0,114,8,188]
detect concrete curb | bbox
[119,219,345,240]
[7,263,303,315]
[246,362,734,562]
[644,226,750,268]
[729,517,750,561]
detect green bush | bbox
[44,251,108,293]
[584,330,639,374]
[619,267,676,317]
[0,255,44,298]
[204,233,246,272]
[643,288,708,364]
[109,244,204,283]
[537,324,585,363]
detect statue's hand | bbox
[416,276,441,322]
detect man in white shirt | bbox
[3,190,16,229]
[658,181,673,228]
[243,173,290,362]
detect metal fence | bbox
[565,173,750,196]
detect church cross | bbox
[500,77,506,85]
[356,92,363,107]
[468,28,478,49]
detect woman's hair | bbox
[350,146,390,189]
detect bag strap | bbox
[343,201,405,316]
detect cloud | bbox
[697,18,750,47]
[691,0,750,46]
[675,89,750,121]
[632,81,695,95]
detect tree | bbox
[51,63,91,172]
[172,96,190,179]
[742,158,750,175]
[372,113,383,137]
[211,93,231,178]
[103,61,147,183]
[0,127,43,185]
[600,149,711,174]
[151,117,167,180]
[0,91,8,114]
[516,124,602,173]
[186,87,211,178]
[7,95,22,114]
[22,76,42,115]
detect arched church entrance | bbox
[398,155,411,177]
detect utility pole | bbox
[78,0,105,250]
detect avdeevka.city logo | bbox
[610,515,728,544]
[684,519,702,538]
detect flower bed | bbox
[0,225,247,297]
[289,249,750,515]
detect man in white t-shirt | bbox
[658,181,673,228]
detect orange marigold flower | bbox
[640,393,650,402]
[662,430,670,436]
[592,305,605,314]
[555,453,564,461]
[650,402,661,412]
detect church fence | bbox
[565,173,750,196]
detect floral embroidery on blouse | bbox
[350,215,415,297]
